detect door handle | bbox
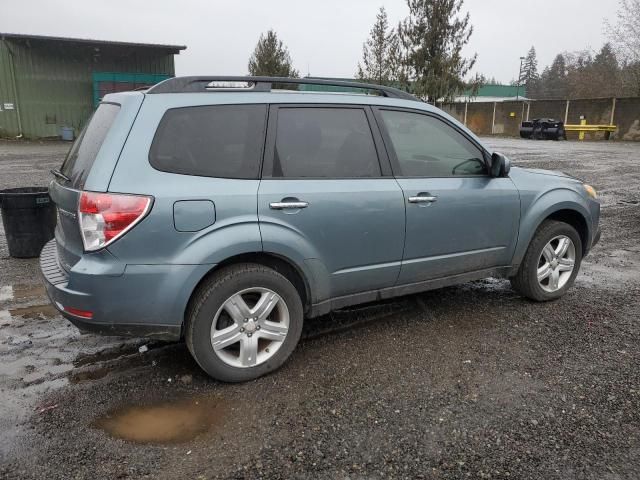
[269,201,309,210]
[408,195,437,204]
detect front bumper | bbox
[40,239,211,341]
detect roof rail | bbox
[146,76,419,101]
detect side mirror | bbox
[490,152,511,177]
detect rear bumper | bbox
[40,239,212,341]
[62,315,181,339]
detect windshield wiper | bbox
[50,169,71,182]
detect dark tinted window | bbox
[60,103,120,188]
[149,104,267,179]
[380,110,487,177]
[272,108,380,178]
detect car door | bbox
[374,107,520,285]
[258,105,405,298]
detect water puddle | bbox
[2,304,58,320]
[94,397,226,444]
[0,284,46,304]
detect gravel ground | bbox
[0,137,639,479]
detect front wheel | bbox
[185,263,303,382]
[510,220,582,301]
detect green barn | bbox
[0,33,185,139]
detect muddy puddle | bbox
[94,396,226,444]
[2,304,58,321]
[1,305,59,328]
[0,284,46,304]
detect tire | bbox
[532,127,541,140]
[510,220,583,302]
[185,263,303,382]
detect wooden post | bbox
[579,118,586,141]
[564,100,570,125]
[491,102,497,134]
[526,102,531,121]
[464,102,468,126]
[610,97,617,126]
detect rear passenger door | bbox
[258,105,405,299]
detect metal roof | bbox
[0,32,186,52]
[462,84,527,98]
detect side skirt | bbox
[308,266,513,318]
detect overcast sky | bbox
[2,0,614,83]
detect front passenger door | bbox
[375,108,521,284]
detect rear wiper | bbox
[51,169,70,182]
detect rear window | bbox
[60,103,120,188]
[149,104,267,179]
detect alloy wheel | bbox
[537,235,576,292]
[210,287,290,368]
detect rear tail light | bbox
[54,302,94,319]
[78,191,152,251]
[64,306,94,319]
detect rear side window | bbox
[271,108,381,178]
[149,104,267,179]
[60,103,120,188]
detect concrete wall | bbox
[441,97,640,141]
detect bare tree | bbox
[605,0,640,95]
[605,0,640,63]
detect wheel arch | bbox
[545,209,589,255]
[512,190,593,270]
[183,252,313,335]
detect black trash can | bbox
[0,187,57,258]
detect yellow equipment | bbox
[565,122,617,140]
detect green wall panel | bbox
[0,38,177,138]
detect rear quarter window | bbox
[149,104,267,179]
[60,103,120,188]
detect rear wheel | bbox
[510,220,582,301]
[185,263,303,382]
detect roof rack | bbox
[146,76,419,101]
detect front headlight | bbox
[583,184,598,199]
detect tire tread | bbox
[510,220,582,302]
[184,263,302,381]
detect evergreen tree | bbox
[398,0,477,102]
[357,7,403,85]
[590,43,620,97]
[537,54,568,99]
[564,50,594,99]
[248,30,299,77]
[464,72,485,98]
[520,46,539,96]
